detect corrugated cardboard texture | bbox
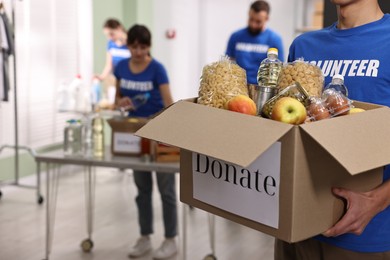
[353,100,384,110]
[180,127,383,242]
[136,101,293,167]
[301,106,390,175]
[139,98,388,242]
[289,128,382,241]
[181,131,298,242]
[107,117,149,132]
[107,117,149,156]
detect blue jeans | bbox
[133,171,177,238]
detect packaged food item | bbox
[277,59,324,97]
[197,56,248,109]
[257,48,282,87]
[92,115,105,157]
[261,82,310,118]
[323,74,348,97]
[322,89,352,116]
[307,97,331,121]
[307,89,353,122]
[248,84,278,115]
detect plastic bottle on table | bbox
[70,75,82,111]
[131,92,150,110]
[69,74,83,90]
[92,115,104,157]
[82,114,94,157]
[91,77,102,107]
[64,119,83,156]
[257,48,283,87]
[57,81,73,111]
[323,74,348,97]
[67,74,90,113]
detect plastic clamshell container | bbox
[322,89,353,117]
[307,97,331,121]
[261,82,310,118]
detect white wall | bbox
[152,0,201,101]
[0,0,93,156]
[0,0,310,154]
[151,0,297,101]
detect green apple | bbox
[271,97,307,125]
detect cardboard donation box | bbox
[151,142,180,162]
[136,99,390,242]
[107,117,149,156]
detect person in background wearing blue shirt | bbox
[226,0,284,85]
[114,25,177,259]
[97,18,131,81]
[275,1,390,259]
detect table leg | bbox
[182,204,187,260]
[81,166,95,252]
[44,163,50,260]
[209,214,216,255]
[44,163,60,260]
[203,214,217,260]
[37,162,44,204]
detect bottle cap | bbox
[332,74,344,82]
[267,48,278,56]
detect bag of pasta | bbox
[277,59,324,97]
[198,56,248,109]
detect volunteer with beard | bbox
[225,0,284,85]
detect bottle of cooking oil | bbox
[92,115,104,157]
[257,48,282,87]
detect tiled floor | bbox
[0,166,274,260]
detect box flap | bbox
[107,117,149,132]
[136,100,293,167]
[301,107,390,175]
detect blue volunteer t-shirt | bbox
[114,58,168,118]
[288,14,390,253]
[107,40,131,68]
[226,27,284,85]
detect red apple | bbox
[271,97,307,125]
[226,95,257,116]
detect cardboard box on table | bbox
[136,98,390,242]
[151,142,180,162]
[107,117,180,162]
[107,117,149,156]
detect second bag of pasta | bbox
[197,56,248,109]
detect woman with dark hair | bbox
[97,18,130,80]
[114,24,177,259]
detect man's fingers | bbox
[332,187,348,198]
[323,213,353,237]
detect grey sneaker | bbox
[153,238,178,259]
[128,236,152,258]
